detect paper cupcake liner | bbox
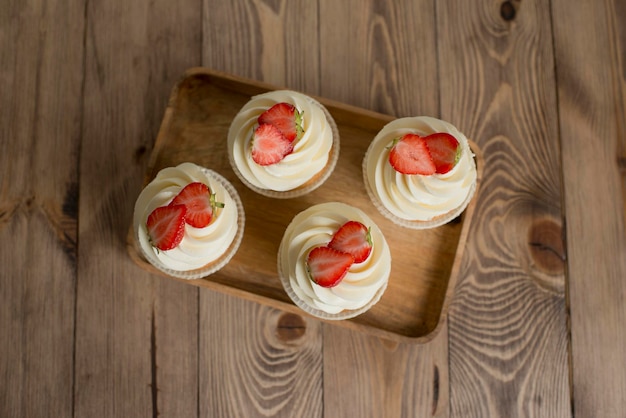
[361,158,477,230]
[228,95,340,199]
[137,168,245,280]
[277,240,388,321]
[276,202,390,320]
[361,115,478,230]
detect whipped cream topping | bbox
[363,116,477,223]
[134,162,241,274]
[278,202,391,316]
[228,90,335,193]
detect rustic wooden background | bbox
[2,0,625,417]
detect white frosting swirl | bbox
[363,116,477,224]
[278,202,391,317]
[227,90,336,194]
[133,162,242,275]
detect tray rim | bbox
[127,66,484,344]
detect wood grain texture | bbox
[199,295,323,417]
[201,2,327,417]
[437,1,571,416]
[73,0,201,416]
[203,0,320,92]
[552,0,626,416]
[319,0,438,116]
[153,280,200,417]
[317,1,449,416]
[324,326,449,418]
[3,0,625,416]
[0,0,83,416]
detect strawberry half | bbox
[388,133,436,175]
[251,123,294,166]
[169,182,224,228]
[258,102,303,142]
[328,221,372,264]
[146,204,187,251]
[424,133,460,174]
[305,246,355,288]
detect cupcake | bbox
[278,202,391,320]
[133,162,245,279]
[227,90,339,198]
[363,116,477,229]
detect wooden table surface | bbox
[2,0,625,417]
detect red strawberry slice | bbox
[305,246,355,288]
[388,133,436,175]
[251,123,294,166]
[258,102,303,142]
[328,221,372,263]
[424,133,460,174]
[170,182,223,228]
[146,204,187,251]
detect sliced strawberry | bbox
[251,123,294,166]
[424,133,460,174]
[146,204,187,251]
[169,182,224,228]
[258,102,303,142]
[388,133,436,175]
[328,221,372,263]
[305,246,354,288]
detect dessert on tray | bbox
[362,116,477,229]
[227,90,340,198]
[278,202,391,320]
[133,162,244,279]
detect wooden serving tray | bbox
[128,67,483,344]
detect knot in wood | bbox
[134,145,147,164]
[528,219,565,275]
[500,1,516,21]
[276,312,306,342]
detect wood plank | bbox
[203,0,320,92]
[153,280,200,417]
[0,0,83,416]
[73,0,201,416]
[437,1,571,416]
[199,295,323,417]
[324,326,448,417]
[318,0,438,117]
[317,1,449,416]
[201,1,325,415]
[551,0,626,415]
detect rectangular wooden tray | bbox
[128,67,482,344]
